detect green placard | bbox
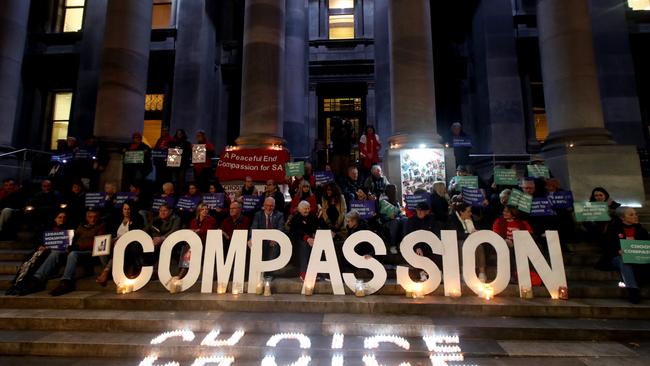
[573,201,610,222]
[527,164,550,179]
[620,240,650,264]
[494,168,519,186]
[454,176,479,189]
[285,161,305,177]
[124,150,144,164]
[507,189,533,213]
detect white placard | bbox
[92,234,112,257]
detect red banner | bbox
[216,148,290,182]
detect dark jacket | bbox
[604,220,650,260]
[289,212,318,243]
[405,213,442,236]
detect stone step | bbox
[1,291,648,319]
[0,261,20,275]
[0,249,30,261]
[0,330,641,360]
[0,241,32,250]
[0,309,649,341]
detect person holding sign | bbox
[6,211,70,296]
[192,130,215,192]
[122,132,152,189]
[169,129,192,192]
[289,200,319,281]
[95,200,144,286]
[586,187,621,247]
[604,207,648,303]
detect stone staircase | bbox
[0,238,649,365]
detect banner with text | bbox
[620,240,650,264]
[217,149,290,182]
[461,187,485,207]
[494,168,519,186]
[574,202,610,222]
[43,230,74,251]
[349,200,376,219]
[508,189,533,213]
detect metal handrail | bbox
[0,148,53,183]
[0,148,53,159]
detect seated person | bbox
[604,206,648,304]
[448,202,485,282]
[431,181,449,222]
[248,197,285,263]
[289,180,318,216]
[178,203,217,278]
[363,165,390,198]
[492,205,533,281]
[147,203,182,270]
[289,200,318,281]
[96,200,144,286]
[405,202,443,280]
[586,187,620,245]
[344,210,372,262]
[378,184,406,254]
[28,209,106,296]
[264,179,286,213]
[221,201,251,244]
[237,176,259,198]
[319,182,347,237]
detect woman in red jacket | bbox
[492,206,533,280]
[290,180,318,216]
[359,125,381,178]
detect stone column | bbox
[537,0,612,148]
[538,0,644,205]
[373,0,391,144]
[0,0,30,147]
[236,0,286,148]
[69,0,108,140]
[170,0,218,140]
[387,0,440,148]
[283,0,308,157]
[93,0,152,186]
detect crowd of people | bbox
[1,135,648,303]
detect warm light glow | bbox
[331,333,344,349]
[139,354,179,366]
[191,356,235,366]
[362,354,410,366]
[150,329,195,345]
[262,355,311,366]
[332,354,344,366]
[201,329,245,347]
[329,0,353,9]
[50,92,73,149]
[481,284,494,300]
[329,14,354,39]
[629,0,650,10]
[266,333,312,349]
[364,335,410,350]
[63,0,85,32]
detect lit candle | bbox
[256,281,264,295]
[168,277,183,294]
[355,280,365,297]
[558,286,569,300]
[304,284,313,296]
[404,287,413,298]
[264,280,272,297]
[449,289,461,298]
[116,279,135,294]
[412,283,424,299]
[217,282,227,294]
[482,284,494,300]
[520,286,533,299]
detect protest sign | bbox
[152,150,168,160]
[192,144,207,164]
[574,201,610,222]
[403,193,431,211]
[349,200,376,219]
[152,196,176,212]
[177,196,201,211]
[202,193,225,209]
[314,171,335,186]
[452,137,472,148]
[530,198,556,217]
[217,148,290,182]
[494,168,519,186]
[114,192,136,208]
[547,191,574,210]
[508,189,533,213]
[43,230,74,251]
[620,240,650,264]
[74,148,96,160]
[167,148,183,167]
[285,161,305,177]
[242,195,263,212]
[93,234,112,257]
[85,192,106,209]
[124,151,144,164]
[461,187,485,207]
[527,165,550,179]
[454,176,479,190]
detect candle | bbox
[168,277,183,294]
[355,280,365,297]
[304,284,313,296]
[412,283,424,299]
[116,279,135,294]
[404,287,413,298]
[482,284,494,300]
[520,286,533,299]
[217,282,227,294]
[558,286,569,300]
[449,289,461,298]
[256,281,264,295]
[264,280,272,296]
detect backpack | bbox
[4,249,50,295]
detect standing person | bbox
[363,165,390,198]
[448,122,471,166]
[122,132,152,189]
[168,129,192,192]
[289,200,319,281]
[248,197,285,263]
[359,125,381,183]
[153,128,174,188]
[193,130,215,192]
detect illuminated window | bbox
[62,0,85,32]
[323,98,362,112]
[143,120,162,147]
[50,92,73,149]
[145,94,165,112]
[534,111,549,143]
[629,0,650,10]
[328,0,354,39]
[152,0,173,29]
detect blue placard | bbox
[74,148,97,160]
[43,230,73,251]
[152,149,168,160]
[530,198,557,217]
[85,192,107,209]
[452,137,472,148]
[177,196,201,210]
[314,171,335,186]
[404,193,431,211]
[242,195,263,212]
[461,187,485,207]
[114,192,136,208]
[152,196,176,212]
[51,153,74,164]
[202,193,225,209]
[547,191,574,210]
[349,200,376,219]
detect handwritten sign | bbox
[349,200,376,219]
[202,193,225,209]
[43,230,74,251]
[494,168,519,186]
[192,144,207,164]
[508,189,533,213]
[242,195,263,213]
[404,193,431,211]
[85,192,107,209]
[152,150,168,160]
[167,148,183,167]
[547,191,574,210]
[574,201,610,222]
